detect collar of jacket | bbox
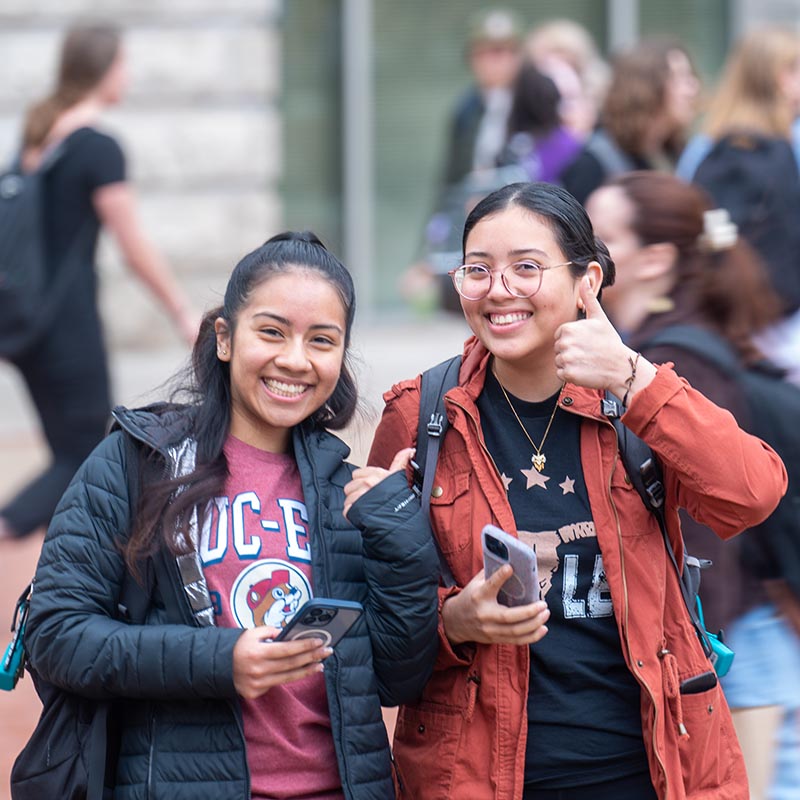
[111,402,196,456]
[450,336,610,421]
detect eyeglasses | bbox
[448,260,573,300]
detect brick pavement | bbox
[0,315,468,799]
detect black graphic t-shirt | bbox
[479,371,648,788]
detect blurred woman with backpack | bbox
[587,170,800,800]
[0,23,197,542]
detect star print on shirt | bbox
[521,466,550,490]
[559,476,575,495]
[501,472,513,491]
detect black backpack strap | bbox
[602,392,714,659]
[415,356,462,587]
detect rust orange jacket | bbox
[368,338,787,800]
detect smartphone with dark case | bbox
[482,524,540,607]
[274,598,364,648]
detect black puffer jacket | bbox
[25,405,440,799]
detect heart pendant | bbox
[532,453,546,472]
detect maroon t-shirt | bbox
[202,435,344,800]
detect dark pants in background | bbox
[2,302,110,536]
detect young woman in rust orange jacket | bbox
[365,182,787,800]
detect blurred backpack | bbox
[0,130,92,359]
[645,325,800,604]
[693,132,800,314]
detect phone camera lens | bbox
[487,537,508,559]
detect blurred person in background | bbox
[587,171,800,800]
[525,18,610,140]
[676,28,800,383]
[0,23,198,542]
[495,61,583,184]
[560,37,700,205]
[439,7,523,190]
[401,8,525,314]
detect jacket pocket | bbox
[393,701,463,799]
[677,685,735,795]
[429,470,473,555]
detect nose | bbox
[485,267,514,300]
[275,337,310,371]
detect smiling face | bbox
[460,203,582,375]
[215,269,347,453]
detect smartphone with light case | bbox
[482,524,540,607]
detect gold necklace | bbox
[495,373,564,472]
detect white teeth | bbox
[490,312,530,325]
[265,379,307,397]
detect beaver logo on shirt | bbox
[247,569,302,628]
[230,559,312,629]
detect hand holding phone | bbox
[482,524,539,607]
[274,598,364,648]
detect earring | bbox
[218,348,227,357]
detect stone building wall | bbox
[0,0,283,349]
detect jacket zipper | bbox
[300,429,352,798]
[391,751,405,794]
[605,422,670,799]
[146,704,156,800]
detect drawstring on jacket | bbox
[660,649,689,740]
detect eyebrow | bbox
[252,311,343,334]
[464,247,552,261]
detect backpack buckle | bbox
[427,413,444,438]
[640,458,665,509]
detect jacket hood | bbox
[111,402,196,456]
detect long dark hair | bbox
[507,62,562,138]
[462,181,616,297]
[125,231,358,571]
[24,24,121,148]
[605,172,782,360]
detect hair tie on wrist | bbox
[622,352,641,408]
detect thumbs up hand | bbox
[554,277,656,398]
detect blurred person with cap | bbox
[440,7,523,189]
[402,8,525,315]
